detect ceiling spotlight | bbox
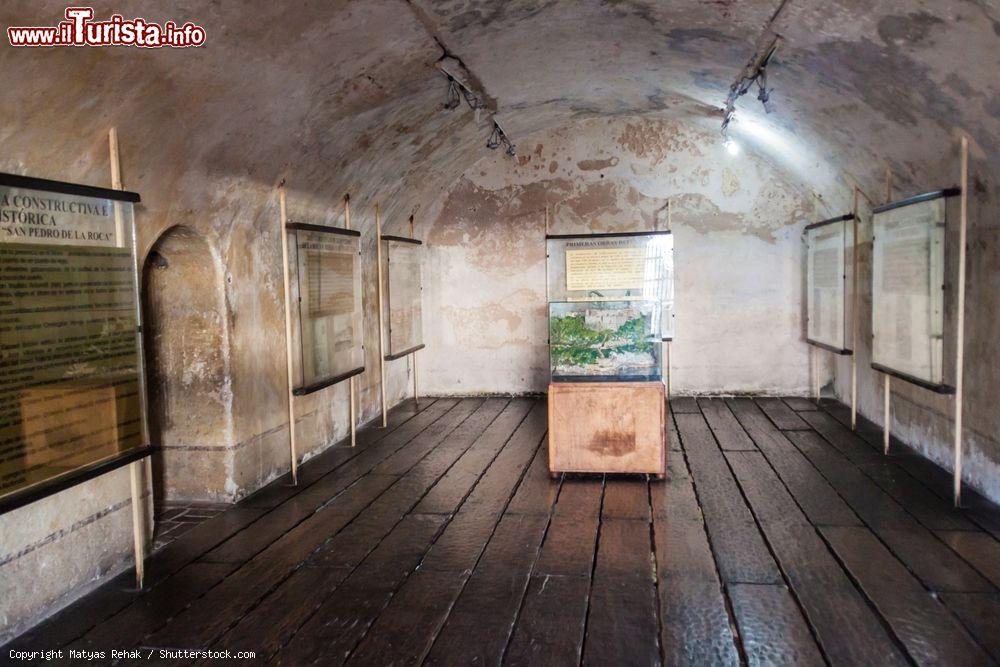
[441,71,484,120]
[487,120,517,159]
[722,36,779,137]
[724,139,740,156]
[444,77,461,110]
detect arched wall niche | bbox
[142,225,235,504]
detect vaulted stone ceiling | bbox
[2,0,997,226]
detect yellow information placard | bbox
[565,247,646,291]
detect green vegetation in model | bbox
[549,311,652,368]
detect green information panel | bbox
[0,175,148,512]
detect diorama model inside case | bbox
[549,300,661,381]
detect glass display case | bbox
[546,231,674,340]
[549,300,661,381]
[546,231,672,382]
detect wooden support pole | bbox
[344,194,357,448]
[665,341,672,399]
[278,186,298,483]
[883,168,893,454]
[407,215,419,407]
[811,193,822,404]
[412,352,419,407]
[110,127,146,588]
[850,187,859,430]
[375,203,388,427]
[813,347,821,402]
[954,137,969,507]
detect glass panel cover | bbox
[291,229,362,388]
[385,240,423,356]
[0,184,144,502]
[872,197,946,384]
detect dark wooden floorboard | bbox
[807,405,977,532]
[821,526,992,665]
[7,394,1000,667]
[786,429,994,593]
[272,513,448,665]
[782,396,819,412]
[340,401,546,664]
[582,518,659,666]
[724,450,909,666]
[506,477,604,664]
[937,593,1000,662]
[670,396,700,413]
[726,398,860,527]
[425,513,552,665]
[141,398,482,651]
[6,399,436,653]
[676,412,782,584]
[651,457,740,666]
[935,530,1000,589]
[727,583,824,667]
[697,398,756,451]
[755,397,810,430]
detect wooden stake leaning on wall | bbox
[883,169,893,454]
[344,194,357,447]
[665,197,672,399]
[954,137,969,507]
[375,203,388,427]
[109,127,146,588]
[850,187,860,430]
[278,186,299,484]
[812,193,822,404]
[409,215,418,407]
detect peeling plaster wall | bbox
[420,117,819,396]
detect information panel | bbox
[547,232,674,340]
[872,193,950,388]
[384,237,424,359]
[288,224,363,394]
[805,216,853,353]
[0,176,147,510]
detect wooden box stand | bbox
[547,381,666,477]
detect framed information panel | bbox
[383,236,424,360]
[871,190,956,391]
[546,231,674,340]
[287,223,363,395]
[0,173,149,513]
[804,214,854,354]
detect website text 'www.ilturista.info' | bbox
[7,7,206,48]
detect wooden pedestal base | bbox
[547,381,666,476]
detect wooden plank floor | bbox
[5,395,1000,666]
